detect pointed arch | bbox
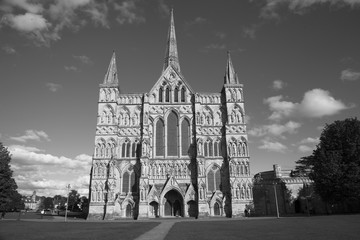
[167,111,178,156]
[207,164,221,192]
[174,86,179,102]
[159,87,163,102]
[181,118,190,156]
[181,87,186,102]
[165,86,170,102]
[156,118,165,156]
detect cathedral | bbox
[88,10,253,220]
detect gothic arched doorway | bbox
[187,200,197,217]
[164,189,183,217]
[214,202,221,216]
[149,201,159,217]
[126,204,132,217]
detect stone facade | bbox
[88,10,253,220]
[253,164,328,216]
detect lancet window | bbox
[167,111,178,156]
[174,87,179,102]
[156,119,165,156]
[181,118,190,156]
[122,166,135,193]
[181,87,186,102]
[207,165,221,192]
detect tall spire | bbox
[103,51,118,85]
[163,9,180,73]
[224,51,239,84]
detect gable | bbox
[149,65,194,103]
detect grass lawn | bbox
[165,215,360,240]
[0,221,160,240]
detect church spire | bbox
[103,51,118,85]
[163,9,180,73]
[224,51,239,84]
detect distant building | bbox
[23,191,41,211]
[88,10,253,219]
[253,164,328,216]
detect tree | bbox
[0,142,24,211]
[296,118,360,204]
[53,195,67,210]
[43,197,54,209]
[68,190,80,212]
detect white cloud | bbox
[8,145,92,196]
[10,129,50,142]
[265,89,350,120]
[64,65,78,72]
[9,145,44,153]
[204,44,226,51]
[73,55,92,65]
[340,68,360,81]
[2,45,16,54]
[259,139,288,153]
[0,0,145,46]
[114,0,145,24]
[264,95,296,120]
[0,0,44,14]
[242,24,259,39]
[249,121,301,137]
[272,80,285,90]
[2,12,49,32]
[258,0,360,19]
[298,145,314,153]
[299,89,349,118]
[45,82,62,92]
[157,0,170,16]
[299,137,319,145]
[215,32,226,39]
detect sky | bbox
[0,0,360,197]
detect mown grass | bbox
[165,215,360,240]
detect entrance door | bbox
[149,201,159,217]
[187,200,197,217]
[164,190,183,217]
[126,204,132,217]
[214,202,221,216]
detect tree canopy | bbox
[0,142,24,211]
[296,118,360,204]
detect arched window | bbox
[156,119,165,156]
[165,87,170,102]
[207,165,220,192]
[167,111,178,156]
[181,119,190,156]
[159,87,163,102]
[131,142,136,157]
[122,167,136,193]
[208,139,213,157]
[181,87,186,102]
[122,172,129,192]
[204,141,209,157]
[214,140,220,157]
[174,87,179,102]
[121,140,130,158]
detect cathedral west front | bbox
[88,10,253,220]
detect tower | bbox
[88,10,252,220]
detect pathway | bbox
[134,220,176,240]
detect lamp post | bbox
[273,182,280,219]
[65,184,71,222]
